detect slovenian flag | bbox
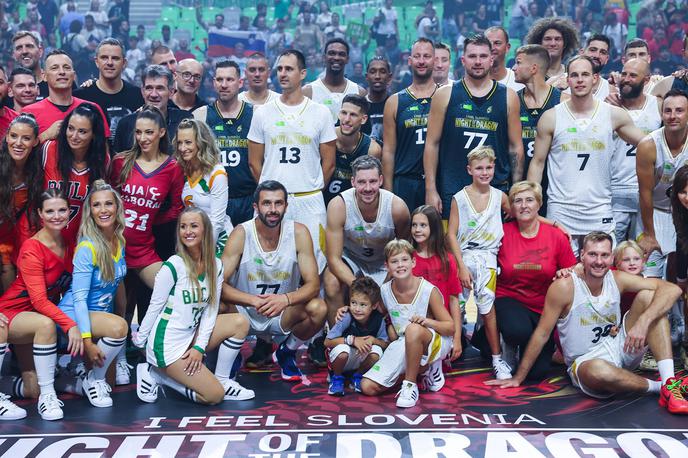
[207,30,267,58]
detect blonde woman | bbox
[57,180,129,408]
[133,207,254,404]
[174,118,232,255]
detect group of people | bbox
[1,15,688,422]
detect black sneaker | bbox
[246,338,272,368]
[308,335,327,368]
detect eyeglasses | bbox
[181,71,202,82]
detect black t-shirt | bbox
[74,80,144,139]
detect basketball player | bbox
[381,38,436,213]
[324,95,382,205]
[636,89,688,278]
[248,49,336,274]
[485,26,524,92]
[432,42,453,87]
[221,180,327,381]
[324,155,410,323]
[303,38,366,123]
[527,56,644,254]
[424,34,523,218]
[611,59,661,244]
[238,53,279,106]
[194,60,256,225]
[487,232,688,415]
[361,57,392,145]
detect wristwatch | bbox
[346,335,355,345]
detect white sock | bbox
[215,338,244,381]
[285,333,304,351]
[656,359,675,385]
[492,354,502,363]
[93,337,127,380]
[116,345,127,364]
[647,379,662,393]
[33,344,57,396]
[151,366,197,402]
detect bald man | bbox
[172,58,206,111]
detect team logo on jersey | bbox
[409,106,419,111]
[253,257,264,265]
[276,121,286,126]
[462,104,472,111]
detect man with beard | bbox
[361,56,391,145]
[382,38,436,213]
[238,53,279,106]
[151,45,178,74]
[512,45,564,206]
[524,18,579,83]
[527,56,644,254]
[303,38,366,124]
[324,95,382,205]
[424,34,523,219]
[172,58,205,112]
[486,26,524,92]
[221,180,327,382]
[611,59,661,244]
[324,155,409,325]
[432,42,454,87]
[74,38,144,141]
[8,67,38,112]
[487,232,688,414]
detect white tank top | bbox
[381,278,437,336]
[593,78,610,101]
[341,188,396,269]
[238,89,279,106]
[497,68,525,92]
[611,97,661,210]
[453,186,503,266]
[310,78,360,123]
[557,270,621,366]
[650,127,688,212]
[231,219,301,324]
[547,101,615,234]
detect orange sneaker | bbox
[659,377,688,415]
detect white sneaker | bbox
[136,363,161,403]
[419,359,445,392]
[493,357,513,380]
[220,378,255,401]
[82,371,113,408]
[37,392,64,420]
[0,392,26,420]
[395,381,419,408]
[115,359,132,385]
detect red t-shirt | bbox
[413,252,461,311]
[22,97,110,137]
[0,107,19,139]
[496,221,577,314]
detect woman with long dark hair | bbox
[43,102,109,248]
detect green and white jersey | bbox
[453,186,503,267]
[135,255,223,368]
[382,278,437,337]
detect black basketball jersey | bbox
[394,87,434,179]
[519,85,561,177]
[324,133,372,205]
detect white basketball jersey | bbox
[453,186,503,267]
[547,101,615,234]
[231,219,301,325]
[611,97,661,211]
[310,78,360,123]
[381,278,437,336]
[182,164,232,242]
[557,270,620,366]
[247,98,336,193]
[497,68,525,92]
[341,188,396,269]
[650,127,688,212]
[238,89,279,106]
[563,78,609,100]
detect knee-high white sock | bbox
[215,338,244,381]
[150,366,197,402]
[93,337,127,380]
[33,344,57,396]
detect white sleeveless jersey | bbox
[247,98,337,193]
[231,219,301,325]
[611,97,661,211]
[238,89,279,106]
[382,278,437,336]
[547,101,615,234]
[557,271,621,366]
[138,255,223,368]
[310,78,360,123]
[650,127,688,212]
[182,164,232,242]
[453,186,503,267]
[497,68,525,92]
[563,78,609,100]
[341,188,396,269]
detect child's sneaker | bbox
[352,372,363,393]
[328,374,345,396]
[395,380,419,408]
[419,359,445,392]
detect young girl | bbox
[174,118,232,255]
[0,189,82,421]
[133,207,254,404]
[56,180,129,408]
[0,114,44,293]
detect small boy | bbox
[325,277,391,396]
[360,239,454,408]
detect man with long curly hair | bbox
[525,17,579,83]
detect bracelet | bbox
[285,293,291,306]
[192,345,205,354]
